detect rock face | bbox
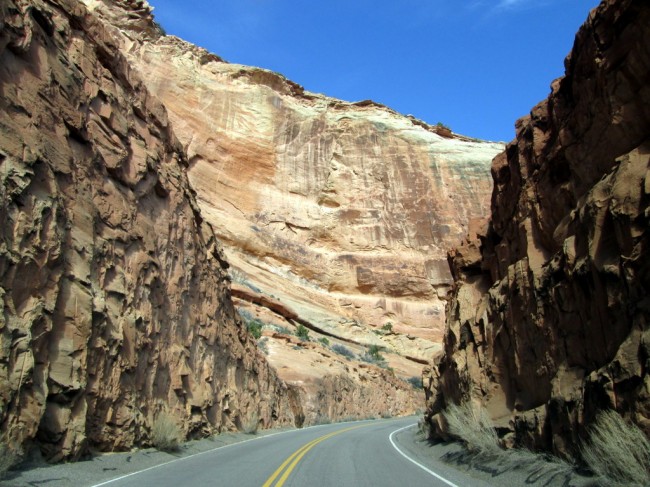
[119,29,503,363]
[424,0,650,458]
[66,0,501,433]
[0,0,295,461]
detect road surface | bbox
[91,417,491,487]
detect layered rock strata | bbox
[0,0,295,461]
[111,15,503,365]
[424,0,650,458]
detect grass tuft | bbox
[241,412,259,435]
[151,411,182,452]
[581,410,650,486]
[331,344,354,359]
[443,402,499,453]
[0,442,18,479]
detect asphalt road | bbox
[89,417,492,487]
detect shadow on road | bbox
[428,439,601,487]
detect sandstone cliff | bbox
[0,0,295,461]
[68,0,501,433]
[0,0,435,462]
[424,0,650,458]
[118,20,502,372]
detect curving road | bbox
[91,417,492,487]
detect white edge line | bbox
[90,418,378,487]
[389,424,459,487]
[90,427,297,487]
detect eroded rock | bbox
[0,0,295,461]
[424,0,650,458]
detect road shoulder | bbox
[391,424,599,487]
[0,427,296,487]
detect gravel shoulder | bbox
[0,427,296,487]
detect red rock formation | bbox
[117,24,503,363]
[74,0,500,423]
[0,0,295,461]
[424,0,650,457]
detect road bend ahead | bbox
[93,417,492,487]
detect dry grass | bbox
[0,442,19,479]
[581,410,650,486]
[151,411,182,452]
[443,402,499,453]
[441,402,576,484]
[240,411,259,435]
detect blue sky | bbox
[147,0,600,142]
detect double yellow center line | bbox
[262,424,366,487]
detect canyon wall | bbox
[69,0,502,428]
[0,0,296,461]
[108,7,503,364]
[424,0,650,458]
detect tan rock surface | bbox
[0,0,295,461]
[0,0,440,462]
[424,0,650,458]
[68,0,501,433]
[118,32,503,366]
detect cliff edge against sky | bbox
[424,0,650,458]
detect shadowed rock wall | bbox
[424,0,650,457]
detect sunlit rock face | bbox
[0,0,295,461]
[0,0,479,461]
[423,0,650,459]
[122,35,503,366]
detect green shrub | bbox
[360,345,388,368]
[247,319,263,340]
[331,344,354,359]
[407,376,421,389]
[152,411,182,452]
[257,337,269,355]
[318,337,330,346]
[381,323,393,333]
[368,345,383,359]
[581,410,650,486]
[295,324,310,341]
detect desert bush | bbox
[257,337,269,355]
[361,345,387,367]
[295,324,310,341]
[381,323,393,333]
[241,412,259,435]
[247,319,263,339]
[581,410,650,486]
[0,443,18,479]
[443,402,499,453]
[152,411,182,452]
[318,337,330,346]
[331,344,354,359]
[407,376,421,389]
